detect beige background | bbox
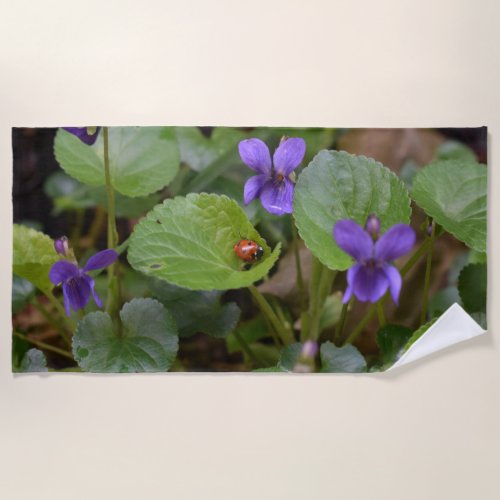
[1,1,499,498]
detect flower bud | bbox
[54,236,70,257]
[365,214,381,239]
[301,340,318,359]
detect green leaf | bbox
[12,275,36,314]
[14,348,48,373]
[399,159,419,189]
[469,249,487,265]
[54,127,180,197]
[404,317,439,352]
[319,293,343,332]
[44,171,96,214]
[226,316,269,354]
[293,151,411,270]
[13,225,58,292]
[412,160,487,252]
[428,286,461,318]
[447,252,470,284]
[253,366,286,373]
[12,335,30,371]
[470,312,487,329]
[247,343,281,367]
[128,193,281,290]
[175,127,245,172]
[320,342,367,373]
[88,186,162,218]
[436,140,476,163]
[151,279,240,338]
[278,343,303,371]
[458,263,487,314]
[376,325,412,365]
[73,298,178,372]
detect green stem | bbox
[377,301,386,327]
[71,208,85,255]
[85,205,106,249]
[290,218,306,311]
[344,236,436,345]
[233,330,264,367]
[306,257,335,341]
[103,127,122,327]
[13,331,74,360]
[334,301,349,342]
[248,285,293,345]
[420,221,436,324]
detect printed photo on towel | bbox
[11,127,487,373]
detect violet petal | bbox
[62,127,100,145]
[333,220,373,262]
[259,177,294,216]
[62,275,91,314]
[243,174,268,205]
[352,266,388,303]
[273,137,306,176]
[238,138,272,174]
[83,249,118,272]
[49,260,80,285]
[382,264,402,305]
[375,224,416,262]
[343,263,361,303]
[83,274,103,308]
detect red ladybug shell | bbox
[233,239,264,262]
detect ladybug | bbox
[233,239,264,262]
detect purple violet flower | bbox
[333,217,416,305]
[49,249,118,316]
[62,127,101,145]
[238,137,306,216]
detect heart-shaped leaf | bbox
[376,325,412,366]
[175,127,245,172]
[14,348,48,373]
[13,225,58,292]
[12,275,36,314]
[403,317,439,352]
[44,171,96,214]
[128,193,281,290]
[73,298,178,372]
[151,279,240,338]
[458,263,487,314]
[320,342,367,373]
[412,160,487,252]
[278,343,303,371]
[54,127,180,197]
[293,151,411,270]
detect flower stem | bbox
[306,257,336,341]
[233,330,264,367]
[85,205,106,249]
[420,221,436,324]
[344,236,435,345]
[290,218,306,311]
[103,127,122,327]
[13,331,74,360]
[248,285,294,345]
[376,301,386,327]
[334,301,350,342]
